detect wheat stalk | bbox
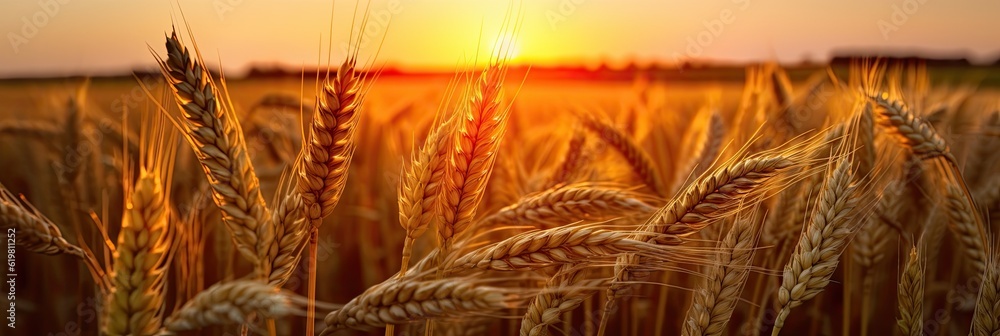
[645,156,793,241]
[692,110,725,178]
[769,65,794,108]
[772,158,859,335]
[296,53,367,336]
[398,110,456,271]
[896,246,924,336]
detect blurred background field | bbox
[3,60,1000,335]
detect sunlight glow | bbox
[488,32,522,62]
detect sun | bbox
[487,32,522,62]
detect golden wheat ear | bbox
[521,265,607,336]
[101,104,179,336]
[436,63,512,257]
[681,211,760,336]
[0,184,85,258]
[972,245,1000,336]
[577,111,664,197]
[771,156,860,336]
[321,277,517,333]
[396,106,458,274]
[896,246,924,336]
[479,183,656,229]
[599,135,819,335]
[296,56,365,224]
[153,29,273,277]
[165,280,303,332]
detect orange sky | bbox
[2,0,1000,77]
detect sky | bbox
[2,0,1000,77]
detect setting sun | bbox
[487,32,522,62]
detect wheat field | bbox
[2,18,1000,336]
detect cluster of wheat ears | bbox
[2,19,1000,336]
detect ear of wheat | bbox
[480,184,655,229]
[397,109,456,271]
[578,112,663,196]
[896,246,924,336]
[771,158,859,336]
[165,280,297,331]
[297,58,363,224]
[0,184,85,258]
[437,64,510,256]
[104,170,172,336]
[520,266,606,336]
[546,127,587,188]
[447,225,662,273]
[944,184,987,275]
[267,193,307,287]
[972,249,1000,336]
[866,92,953,162]
[600,153,800,335]
[156,31,273,275]
[321,277,515,333]
[692,110,725,179]
[681,215,758,336]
